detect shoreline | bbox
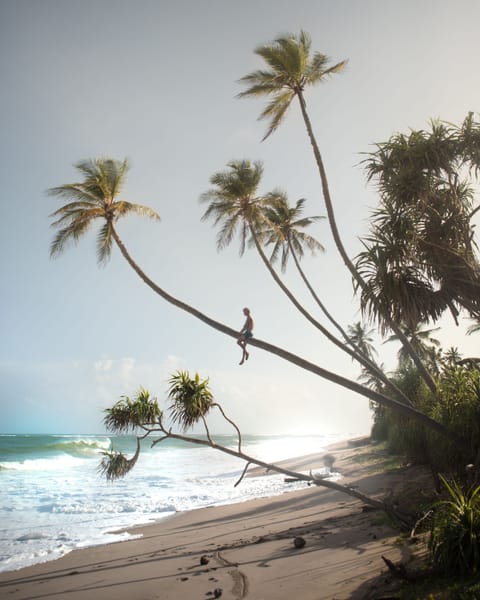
[0,437,423,599]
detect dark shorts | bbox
[244,330,253,339]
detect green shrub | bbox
[429,477,480,576]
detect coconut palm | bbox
[262,195,379,360]
[262,193,324,271]
[442,347,462,367]
[262,193,348,338]
[49,158,160,264]
[347,322,378,363]
[385,325,441,369]
[201,161,376,362]
[47,157,245,342]
[48,158,464,447]
[202,162,415,407]
[239,31,437,393]
[199,159,274,255]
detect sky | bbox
[1,0,480,437]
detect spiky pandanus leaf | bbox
[167,371,214,431]
[98,451,133,481]
[98,438,142,481]
[104,387,162,433]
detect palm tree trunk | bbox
[250,223,414,407]
[289,240,351,340]
[111,226,238,338]
[289,242,413,406]
[111,226,466,449]
[296,90,438,394]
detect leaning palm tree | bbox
[202,162,415,407]
[238,30,436,393]
[262,194,382,365]
[262,193,324,272]
[201,163,372,364]
[199,159,274,255]
[48,158,464,446]
[262,193,344,331]
[48,158,242,340]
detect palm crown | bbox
[261,193,324,271]
[200,159,277,255]
[48,158,160,264]
[238,30,347,140]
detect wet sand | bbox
[0,438,425,599]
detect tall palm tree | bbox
[262,192,344,334]
[202,161,414,407]
[262,194,382,363]
[442,347,462,367]
[199,159,274,255]
[48,158,244,340]
[200,160,374,364]
[238,31,437,393]
[48,157,464,447]
[262,193,324,271]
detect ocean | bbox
[0,432,346,573]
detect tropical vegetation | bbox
[47,30,480,590]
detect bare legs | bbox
[237,336,249,365]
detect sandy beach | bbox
[0,438,426,599]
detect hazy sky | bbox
[2,0,480,436]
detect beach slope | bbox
[0,439,424,599]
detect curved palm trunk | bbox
[296,90,438,395]
[250,223,414,407]
[289,240,351,340]
[289,242,413,406]
[111,226,466,449]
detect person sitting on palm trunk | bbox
[237,307,254,365]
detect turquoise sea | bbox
[0,432,346,573]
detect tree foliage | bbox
[238,30,347,140]
[46,33,480,540]
[48,158,160,264]
[357,116,480,333]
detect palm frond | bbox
[239,31,347,140]
[96,222,114,265]
[116,202,161,221]
[48,157,159,266]
[259,91,294,140]
[49,215,96,258]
